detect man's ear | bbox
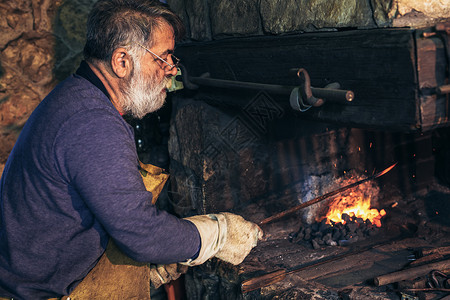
[111,48,131,78]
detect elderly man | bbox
[0,0,262,299]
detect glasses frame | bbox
[136,42,180,71]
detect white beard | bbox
[121,64,169,119]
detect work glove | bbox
[182,212,263,266]
[149,263,188,289]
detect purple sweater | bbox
[0,70,200,299]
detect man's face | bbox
[120,23,177,119]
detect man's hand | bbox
[183,213,263,266]
[149,263,188,289]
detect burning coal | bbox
[289,214,382,249]
[319,172,385,227]
[290,171,386,249]
[324,195,386,227]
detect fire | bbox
[324,195,386,227]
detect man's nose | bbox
[166,66,178,77]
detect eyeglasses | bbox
[136,42,180,71]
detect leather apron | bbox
[61,161,170,300]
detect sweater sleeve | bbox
[53,108,200,263]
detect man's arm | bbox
[54,108,200,263]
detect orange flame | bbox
[315,168,394,228]
[324,196,385,227]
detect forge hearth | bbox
[281,169,389,249]
[180,181,450,300]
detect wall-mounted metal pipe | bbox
[179,65,354,112]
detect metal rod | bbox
[179,65,355,105]
[189,75,354,103]
[190,76,292,95]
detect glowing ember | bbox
[317,172,388,228]
[324,196,386,227]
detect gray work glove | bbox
[182,213,263,266]
[149,263,188,289]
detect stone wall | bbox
[0,0,94,173]
[0,0,449,174]
[168,0,450,40]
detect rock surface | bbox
[0,0,93,172]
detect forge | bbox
[131,23,450,300]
